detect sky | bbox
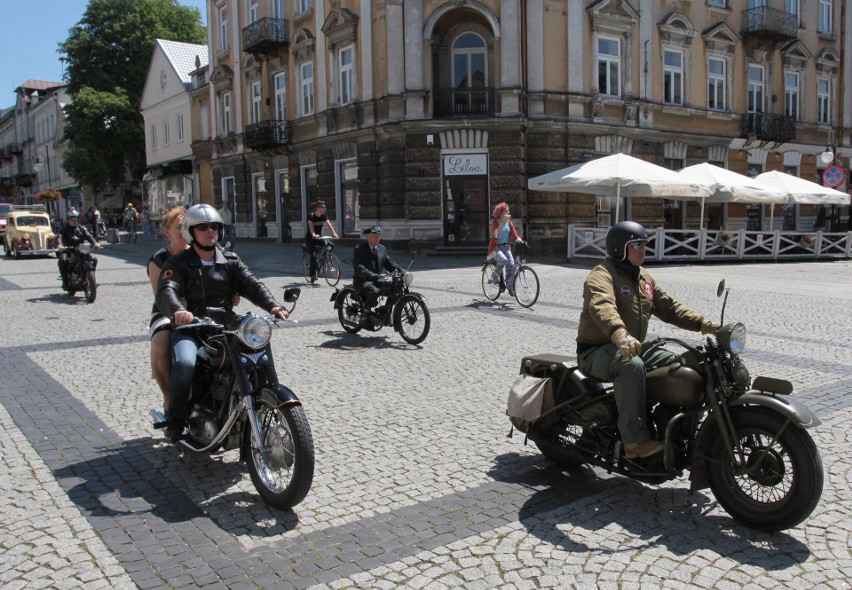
[0,0,208,108]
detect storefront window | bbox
[338,160,359,236]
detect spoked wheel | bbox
[83,271,97,303]
[301,252,312,282]
[513,265,540,308]
[322,253,341,287]
[481,262,501,301]
[244,388,315,509]
[707,407,823,532]
[337,289,362,333]
[393,294,430,345]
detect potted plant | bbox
[35,189,63,202]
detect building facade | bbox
[196,0,850,255]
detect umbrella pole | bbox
[699,198,705,230]
[770,204,774,231]
[614,184,621,223]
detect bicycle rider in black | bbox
[305,200,339,283]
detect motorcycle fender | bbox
[332,287,354,309]
[84,257,98,270]
[238,384,302,462]
[330,287,341,305]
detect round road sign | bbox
[823,165,844,187]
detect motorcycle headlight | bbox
[237,316,272,349]
[717,322,747,355]
[403,271,414,286]
[79,242,92,254]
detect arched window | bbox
[452,33,486,89]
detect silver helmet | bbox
[181,204,224,244]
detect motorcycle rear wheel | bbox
[244,389,315,509]
[707,406,823,532]
[393,294,430,345]
[84,271,97,303]
[337,289,362,334]
[533,423,590,469]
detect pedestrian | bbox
[487,202,523,296]
[218,200,236,250]
[575,221,719,459]
[123,203,139,242]
[305,200,339,283]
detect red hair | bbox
[492,202,509,219]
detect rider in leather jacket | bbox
[57,209,100,290]
[155,204,289,441]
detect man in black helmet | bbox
[575,221,719,459]
[57,209,101,290]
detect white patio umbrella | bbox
[677,163,787,229]
[754,170,850,205]
[528,153,711,222]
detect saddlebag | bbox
[506,373,554,433]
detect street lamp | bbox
[32,147,52,191]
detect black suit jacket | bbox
[352,241,399,287]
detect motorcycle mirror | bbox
[283,288,301,303]
[716,280,726,297]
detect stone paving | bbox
[0,239,850,589]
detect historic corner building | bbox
[184,0,851,257]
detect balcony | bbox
[0,176,13,188]
[245,120,291,151]
[0,146,8,159]
[14,173,33,187]
[741,7,798,43]
[433,88,495,118]
[242,18,289,58]
[9,143,23,154]
[741,112,796,147]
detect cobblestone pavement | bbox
[0,240,850,589]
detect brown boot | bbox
[624,440,664,459]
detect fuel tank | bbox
[645,363,704,408]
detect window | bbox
[250,81,262,124]
[597,36,620,97]
[747,64,764,113]
[707,0,725,6]
[299,61,314,116]
[151,124,157,149]
[220,91,232,134]
[452,33,486,90]
[162,119,170,146]
[176,112,184,142]
[295,0,312,17]
[784,71,799,120]
[338,45,354,105]
[271,0,285,19]
[817,78,830,125]
[274,72,287,120]
[707,57,726,111]
[819,0,832,34]
[222,177,235,213]
[785,0,800,26]
[663,50,683,105]
[249,0,259,23]
[218,4,229,52]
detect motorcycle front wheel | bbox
[706,406,823,532]
[84,271,97,303]
[393,294,430,345]
[244,388,315,509]
[337,289,362,333]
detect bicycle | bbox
[302,236,341,286]
[481,241,539,308]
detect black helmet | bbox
[606,221,648,261]
[181,204,224,244]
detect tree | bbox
[60,0,205,193]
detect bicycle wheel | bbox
[322,253,341,287]
[513,265,540,308]
[302,253,312,282]
[481,262,501,301]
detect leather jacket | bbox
[156,246,280,318]
[59,223,96,248]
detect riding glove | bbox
[611,327,642,359]
[700,320,721,335]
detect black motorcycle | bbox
[62,242,98,303]
[331,255,430,345]
[94,218,107,241]
[509,280,823,532]
[150,289,314,510]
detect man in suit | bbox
[353,226,402,323]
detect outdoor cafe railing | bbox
[567,226,852,262]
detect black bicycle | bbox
[481,241,539,308]
[302,237,341,286]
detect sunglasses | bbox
[194,223,221,232]
[628,241,648,251]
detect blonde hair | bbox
[160,206,186,236]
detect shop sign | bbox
[443,154,487,176]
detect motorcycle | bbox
[94,218,107,241]
[61,242,98,303]
[509,280,823,532]
[331,254,430,345]
[149,288,314,510]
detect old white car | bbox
[3,208,58,258]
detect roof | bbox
[157,39,208,86]
[15,80,65,93]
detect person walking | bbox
[218,200,236,250]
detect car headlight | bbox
[403,271,414,286]
[237,316,272,349]
[79,242,92,254]
[717,322,746,355]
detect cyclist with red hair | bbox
[487,202,522,295]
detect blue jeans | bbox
[168,330,201,423]
[220,225,236,250]
[492,244,515,288]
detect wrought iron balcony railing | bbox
[741,112,796,147]
[245,120,291,151]
[741,6,798,42]
[242,18,289,56]
[14,173,33,187]
[0,176,14,188]
[433,87,495,118]
[9,143,23,154]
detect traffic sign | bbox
[823,164,844,187]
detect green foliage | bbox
[59,0,206,192]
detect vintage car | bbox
[3,208,58,258]
[0,202,11,243]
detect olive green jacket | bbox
[576,258,705,346]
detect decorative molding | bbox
[439,129,489,149]
[594,135,633,154]
[658,12,696,47]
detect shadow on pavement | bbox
[315,329,423,351]
[26,292,91,305]
[488,452,811,569]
